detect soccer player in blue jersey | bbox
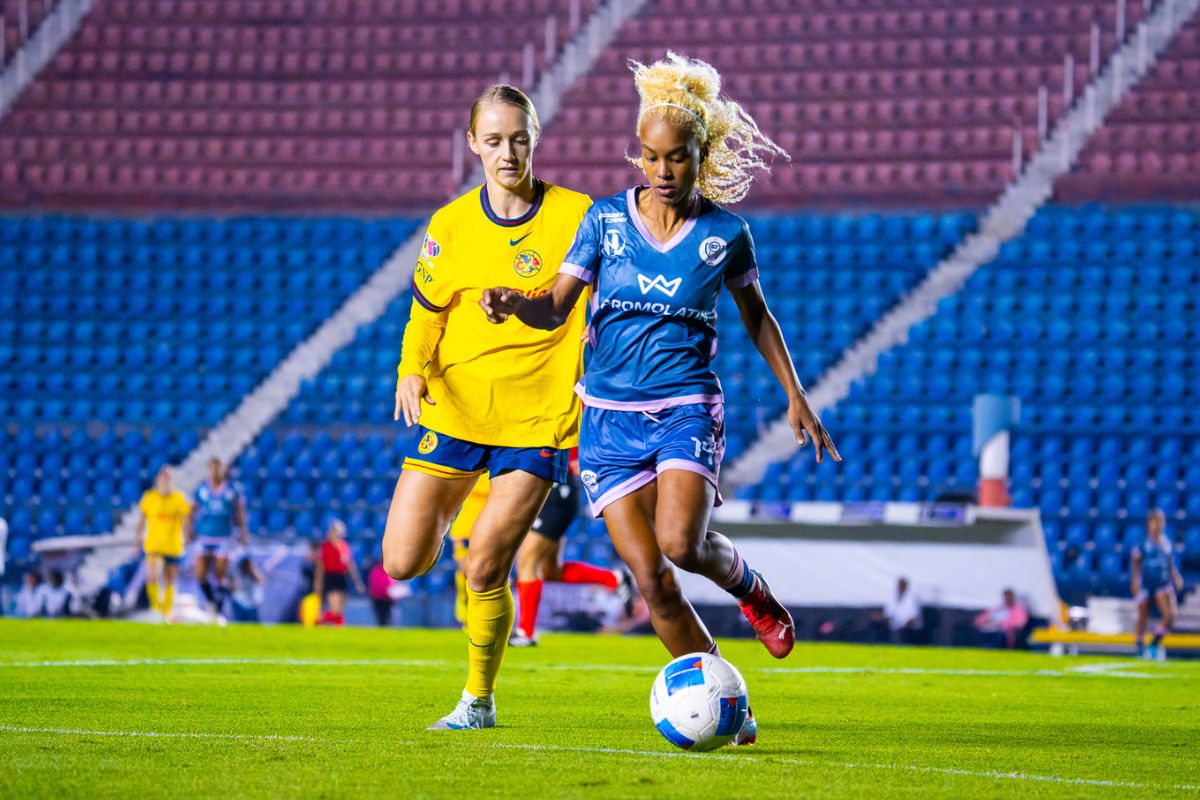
[484,53,839,742]
[1131,509,1183,661]
[189,457,249,625]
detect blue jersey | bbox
[1137,535,1174,589]
[560,187,758,411]
[193,480,242,540]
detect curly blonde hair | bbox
[628,52,787,205]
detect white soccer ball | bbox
[649,652,749,751]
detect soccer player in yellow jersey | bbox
[382,85,591,730]
[448,472,489,625]
[135,466,192,622]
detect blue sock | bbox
[722,554,758,599]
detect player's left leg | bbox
[1151,589,1177,661]
[194,551,216,611]
[655,470,794,659]
[429,469,551,731]
[145,554,163,616]
[161,560,179,621]
[1134,596,1150,656]
[213,553,231,623]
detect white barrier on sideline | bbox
[679,503,1060,618]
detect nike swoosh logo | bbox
[509,233,532,247]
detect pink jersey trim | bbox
[575,386,724,413]
[559,262,595,284]
[656,460,725,507]
[627,186,700,254]
[724,267,760,290]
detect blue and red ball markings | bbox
[654,716,696,749]
[663,656,707,695]
[715,694,748,738]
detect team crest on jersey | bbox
[603,229,627,257]
[579,470,599,494]
[513,249,542,278]
[422,234,441,260]
[417,431,439,455]
[698,236,728,266]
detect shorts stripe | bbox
[402,458,481,479]
[588,469,657,518]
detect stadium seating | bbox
[0,214,419,551]
[537,0,1148,206]
[0,0,598,210]
[1057,17,1200,202]
[738,204,1199,601]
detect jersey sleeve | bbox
[723,221,760,290]
[559,204,602,285]
[176,493,193,516]
[398,215,453,379]
[411,216,455,312]
[138,492,151,516]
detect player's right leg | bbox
[511,531,556,645]
[1134,596,1150,657]
[381,469,476,582]
[144,554,163,616]
[1151,589,1177,661]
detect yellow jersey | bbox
[139,490,191,557]
[397,180,591,448]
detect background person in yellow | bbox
[382,84,591,732]
[135,465,192,622]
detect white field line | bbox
[0,656,1178,679]
[2,725,1196,792]
[0,725,331,743]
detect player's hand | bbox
[395,374,435,427]
[788,394,840,464]
[479,287,525,323]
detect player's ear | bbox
[698,142,709,166]
[466,128,481,156]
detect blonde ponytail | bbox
[628,52,787,204]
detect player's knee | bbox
[465,557,508,592]
[659,534,703,573]
[634,566,684,612]
[382,549,424,581]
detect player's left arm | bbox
[235,492,250,546]
[348,555,366,594]
[1170,549,1184,591]
[730,280,840,464]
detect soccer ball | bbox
[649,652,749,751]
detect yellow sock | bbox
[146,581,160,612]
[455,571,469,626]
[162,583,175,617]
[464,585,513,698]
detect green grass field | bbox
[1,619,1197,799]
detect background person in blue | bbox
[189,457,250,624]
[1131,508,1184,661]
[484,53,839,740]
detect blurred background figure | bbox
[883,577,923,645]
[366,557,411,627]
[229,555,265,623]
[1132,508,1184,661]
[314,519,364,626]
[190,457,250,625]
[974,589,1030,649]
[16,570,42,618]
[135,466,192,623]
[42,569,72,618]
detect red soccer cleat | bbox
[736,571,795,659]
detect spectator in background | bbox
[16,570,42,618]
[367,558,398,627]
[974,588,1029,648]
[314,519,364,626]
[883,577,923,645]
[230,555,265,623]
[42,570,73,618]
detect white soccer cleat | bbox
[728,707,758,746]
[427,694,496,731]
[508,631,537,647]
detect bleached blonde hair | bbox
[629,52,787,205]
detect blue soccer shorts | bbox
[402,426,569,485]
[577,403,725,517]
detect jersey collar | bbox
[480,179,545,227]
[627,185,701,254]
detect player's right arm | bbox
[1130,547,1142,596]
[395,224,454,427]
